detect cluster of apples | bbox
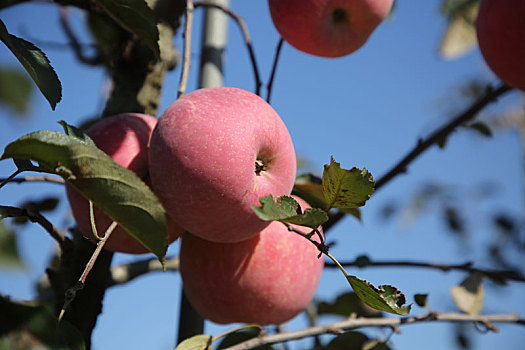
[66,87,324,325]
[476,0,525,91]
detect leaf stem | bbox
[0,169,22,190]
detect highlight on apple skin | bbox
[268,0,394,58]
[149,87,297,243]
[65,113,183,254]
[476,0,525,91]
[179,196,325,325]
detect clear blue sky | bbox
[1,1,524,349]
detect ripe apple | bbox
[149,87,296,243]
[180,196,325,325]
[476,0,525,91]
[65,113,182,254]
[268,0,394,58]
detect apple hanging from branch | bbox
[268,0,394,57]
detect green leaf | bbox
[0,222,24,268]
[322,157,375,210]
[326,332,391,350]
[414,293,429,308]
[0,68,32,115]
[450,272,485,315]
[0,295,85,349]
[217,327,271,350]
[294,173,362,221]
[1,130,168,262]
[466,122,493,137]
[95,0,160,56]
[347,276,411,316]
[0,19,61,110]
[175,334,212,350]
[252,195,328,228]
[318,292,382,318]
[58,120,97,147]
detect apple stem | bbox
[332,8,347,24]
[58,220,118,322]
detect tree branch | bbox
[0,175,65,185]
[266,37,284,103]
[224,312,523,350]
[322,83,514,233]
[107,256,179,287]
[177,0,195,98]
[194,1,262,96]
[324,257,525,284]
[375,83,512,190]
[0,205,66,248]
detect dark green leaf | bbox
[1,130,168,263]
[0,0,31,10]
[175,334,212,350]
[318,292,382,318]
[58,120,96,147]
[252,195,328,228]
[414,293,428,307]
[354,255,372,268]
[12,197,59,225]
[325,332,368,350]
[0,19,61,110]
[95,0,160,56]
[0,68,32,114]
[323,157,375,209]
[0,295,85,349]
[347,276,411,316]
[217,327,271,350]
[467,122,493,137]
[0,222,24,268]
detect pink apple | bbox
[268,0,393,58]
[148,87,296,243]
[476,0,525,91]
[65,113,182,254]
[180,196,324,325]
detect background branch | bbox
[177,0,195,98]
[323,83,514,233]
[108,256,179,287]
[325,257,525,284]
[0,175,65,185]
[224,312,523,350]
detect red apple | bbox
[180,196,324,325]
[476,0,525,91]
[268,0,393,58]
[149,87,296,243]
[65,113,182,254]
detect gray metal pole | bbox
[177,0,230,344]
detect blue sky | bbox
[1,1,524,349]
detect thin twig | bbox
[224,312,523,350]
[0,205,66,247]
[325,258,525,284]
[108,256,180,287]
[194,1,262,95]
[177,0,195,98]
[266,38,284,103]
[59,221,118,321]
[0,175,65,185]
[323,83,514,233]
[59,7,103,65]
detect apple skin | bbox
[476,0,525,91]
[149,87,297,243]
[268,0,393,58]
[180,196,324,325]
[65,113,182,254]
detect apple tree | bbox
[0,0,524,349]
